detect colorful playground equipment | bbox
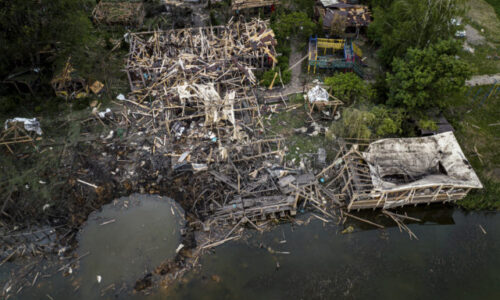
[307,36,364,77]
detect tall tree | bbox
[369,0,466,67]
[386,39,470,112]
[0,0,93,77]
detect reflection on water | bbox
[13,194,184,300]
[164,208,500,300]
[5,205,500,300]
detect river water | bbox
[3,198,500,299]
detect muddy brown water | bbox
[3,200,500,299]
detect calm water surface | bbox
[5,200,500,300]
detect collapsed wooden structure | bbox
[124,19,320,225]
[51,59,88,100]
[308,36,363,77]
[92,1,145,26]
[321,132,483,210]
[315,0,372,35]
[231,0,280,11]
[1,123,36,154]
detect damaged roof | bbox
[318,0,372,28]
[361,132,483,191]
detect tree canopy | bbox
[369,0,466,67]
[324,73,374,106]
[0,0,93,78]
[271,11,316,43]
[386,39,470,112]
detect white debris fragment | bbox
[42,204,50,211]
[176,243,184,253]
[307,85,329,103]
[104,130,114,140]
[116,94,126,101]
[4,117,43,135]
[178,151,190,163]
[98,108,112,119]
[97,275,102,283]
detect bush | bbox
[271,12,316,43]
[260,68,291,87]
[327,106,404,140]
[328,108,375,140]
[324,73,374,105]
[371,105,405,136]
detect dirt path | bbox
[466,73,500,86]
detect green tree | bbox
[369,0,466,67]
[324,73,374,105]
[328,106,404,139]
[328,108,375,140]
[271,12,316,43]
[371,105,405,136]
[386,39,470,112]
[0,0,93,78]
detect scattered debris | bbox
[92,1,145,26]
[3,118,42,136]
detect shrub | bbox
[260,68,291,87]
[324,73,374,105]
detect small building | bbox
[328,132,482,210]
[315,0,371,35]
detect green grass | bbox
[446,84,500,210]
[485,0,500,18]
[460,43,500,75]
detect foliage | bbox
[417,119,438,131]
[327,105,405,140]
[371,105,405,136]
[459,178,500,210]
[0,0,94,78]
[328,108,376,140]
[324,73,374,105]
[282,0,316,18]
[386,39,471,113]
[260,68,291,86]
[271,12,316,44]
[368,0,466,67]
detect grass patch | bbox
[266,94,337,164]
[466,0,500,41]
[446,84,500,209]
[460,44,500,75]
[484,0,500,18]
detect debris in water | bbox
[211,275,221,283]
[97,275,102,283]
[342,226,354,234]
[479,224,487,234]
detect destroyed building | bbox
[325,132,482,210]
[92,1,145,26]
[315,0,372,35]
[123,19,319,226]
[231,0,280,12]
